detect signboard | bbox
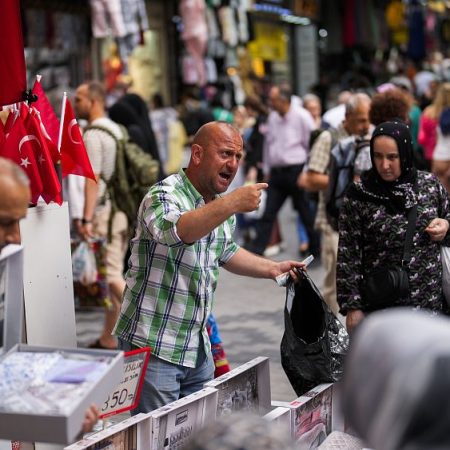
[99,347,151,419]
[248,22,288,61]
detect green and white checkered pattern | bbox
[114,170,239,367]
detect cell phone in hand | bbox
[301,254,314,267]
[275,255,315,287]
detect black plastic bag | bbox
[280,269,349,396]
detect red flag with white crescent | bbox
[30,105,60,164]
[0,115,43,203]
[0,0,26,106]
[31,79,60,147]
[60,98,96,181]
[23,109,62,205]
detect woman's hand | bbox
[425,218,450,241]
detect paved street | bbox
[76,201,327,403]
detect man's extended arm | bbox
[81,175,99,239]
[177,183,267,243]
[298,171,329,192]
[223,247,304,281]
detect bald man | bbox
[0,158,31,252]
[114,122,305,413]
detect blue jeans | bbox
[119,338,215,414]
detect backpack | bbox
[85,124,160,238]
[324,136,370,231]
[308,127,338,151]
[301,128,339,203]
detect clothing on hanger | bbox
[89,0,126,38]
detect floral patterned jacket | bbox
[337,171,450,314]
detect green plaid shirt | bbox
[113,170,239,367]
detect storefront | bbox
[22,0,92,112]
[247,0,319,96]
[21,0,177,109]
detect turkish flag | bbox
[0,0,26,106]
[1,115,43,203]
[31,79,60,148]
[60,98,95,181]
[23,109,62,205]
[29,105,60,164]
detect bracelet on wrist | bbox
[81,218,92,225]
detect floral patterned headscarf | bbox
[348,120,417,213]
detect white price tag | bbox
[99,347,150,419]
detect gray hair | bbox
[183,413,296,450]
[345,93,371,115]
[0,157,30,187]
[303,93,320,106]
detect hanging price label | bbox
[99,346,151,419]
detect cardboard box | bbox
[264,406,292,432]
[0,244,24,354]
[65,413,151,450]
[273,383,335,445]
[148,387,218,449]
[0,344,124,444]
[204,356,271,417]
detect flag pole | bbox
[57,91,67,153]
[55,91,67,192]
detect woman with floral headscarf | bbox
[337,120,450,333]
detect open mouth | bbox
[219,172,231,181]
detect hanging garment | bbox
[89,0,126,38]
[120,0,149,35]
[237,5,249,43]
[218,6,238,47]
[182,54,200,85]
[116,33,140,74]
[205,57,218,83]
[205,6,220,40]
[180,0,208,86]
[407,2,426,61]
[386,0,408,45]
[342,0,356,47]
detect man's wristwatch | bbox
[81,218,92,225]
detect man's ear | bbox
[191,144,203,165]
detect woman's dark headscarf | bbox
[347,120,417,213]
[110,94,162,161]
[109,93,166,179]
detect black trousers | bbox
[250,164,320,257]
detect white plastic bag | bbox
[72,241,98,286]
[441,245,450,307]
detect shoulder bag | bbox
[360,201,417,311]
